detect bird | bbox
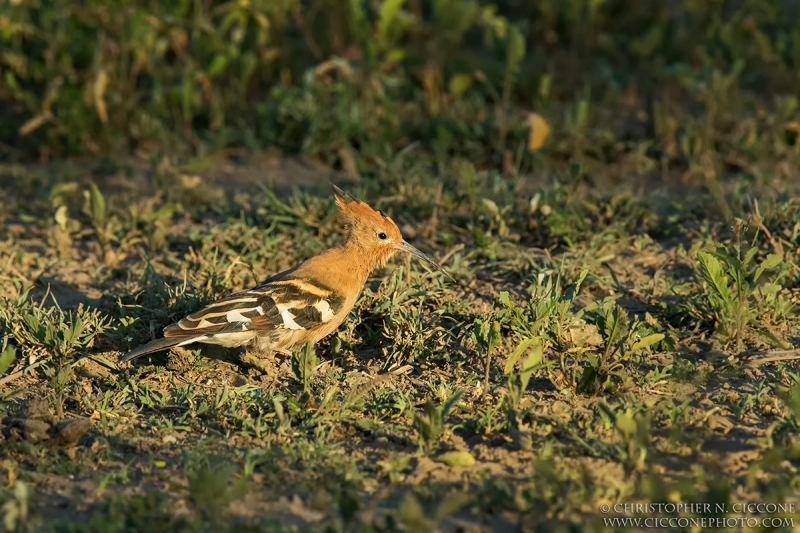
[119,184,454,364]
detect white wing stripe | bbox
[225,310,251,323]
[280,310,305,330]
[314,300,335,322]
[197,307,260,320]
[176,335,208,346]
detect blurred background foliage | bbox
[1,0,799,179]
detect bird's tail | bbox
[119,337,185,363]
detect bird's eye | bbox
[378,231,388,240]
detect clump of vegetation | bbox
[692,226,793,351]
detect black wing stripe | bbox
[291,305,323,329]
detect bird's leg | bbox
[233,344,291,376]
[226,346,267,376]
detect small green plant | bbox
[766,380,800,449]
[597,402,651,477]
[498,269,588,393]
[731,379,772,419]
[502,337,548,427]
[1,481,30,532]
[126,201,183,256]
[83,184,113,259]
[0,290,110,362]
[377,454,412,484]
[48,365,72,421]
[397,490,470,533]
[0,339,16,377]
[413,389,463,456]
[472,318,502,392]
[48,204,81,259]
[291,341,320,393]
[186,457,248,520]
[578,301,664,394]
[348,0,412,73]
[465,398,504,435]
[0,290,110,418]
[694,233,787,350]
[664,398,692,441]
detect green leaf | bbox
[743,246,758,269]
[385,48,406,66]
[330,336,342,355]
[481,198,499,215]
[577,365,598,394]
[434,490,471,521]
[519,343,544,391]
[575,99,590,131]
[63,315,85,348]
[752,253,782,284]
[349,0,370,44]
[291,342,319,392]
[241,52,258,83]
[615,409,637,439]
[51,366,73,390]
[54,205,69,230]
[567,269,589,302]
[434,451,475,467]
[487,321,502,355]
[506,25,526,79]
[753,327,791,350]
[758,282,782,297]
[629,333,665,354]
[273,398,290,431]
[0,344,16,375]
[697,251,733,308]
[596,402,616,425]
[448,74,474,98]
[378,0,406,46]
[504,337,539,375]
[503,24,526,98]
[207,55,228,78]
[602,305,629,359]
[480,5,507,40]
[82,184,106,229]
[398,492,431,532]
[498,291,511,307]
[442,389,463,417]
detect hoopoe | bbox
[119,184,454,363]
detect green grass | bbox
[2,0,800,531]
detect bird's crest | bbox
[330,183,387,225]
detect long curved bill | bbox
[395,241,456,282]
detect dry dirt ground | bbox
[1,155,799,532]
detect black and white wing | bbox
[119,277,346,362]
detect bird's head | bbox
[331,184,454,281]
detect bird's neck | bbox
[298,241,384,290]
